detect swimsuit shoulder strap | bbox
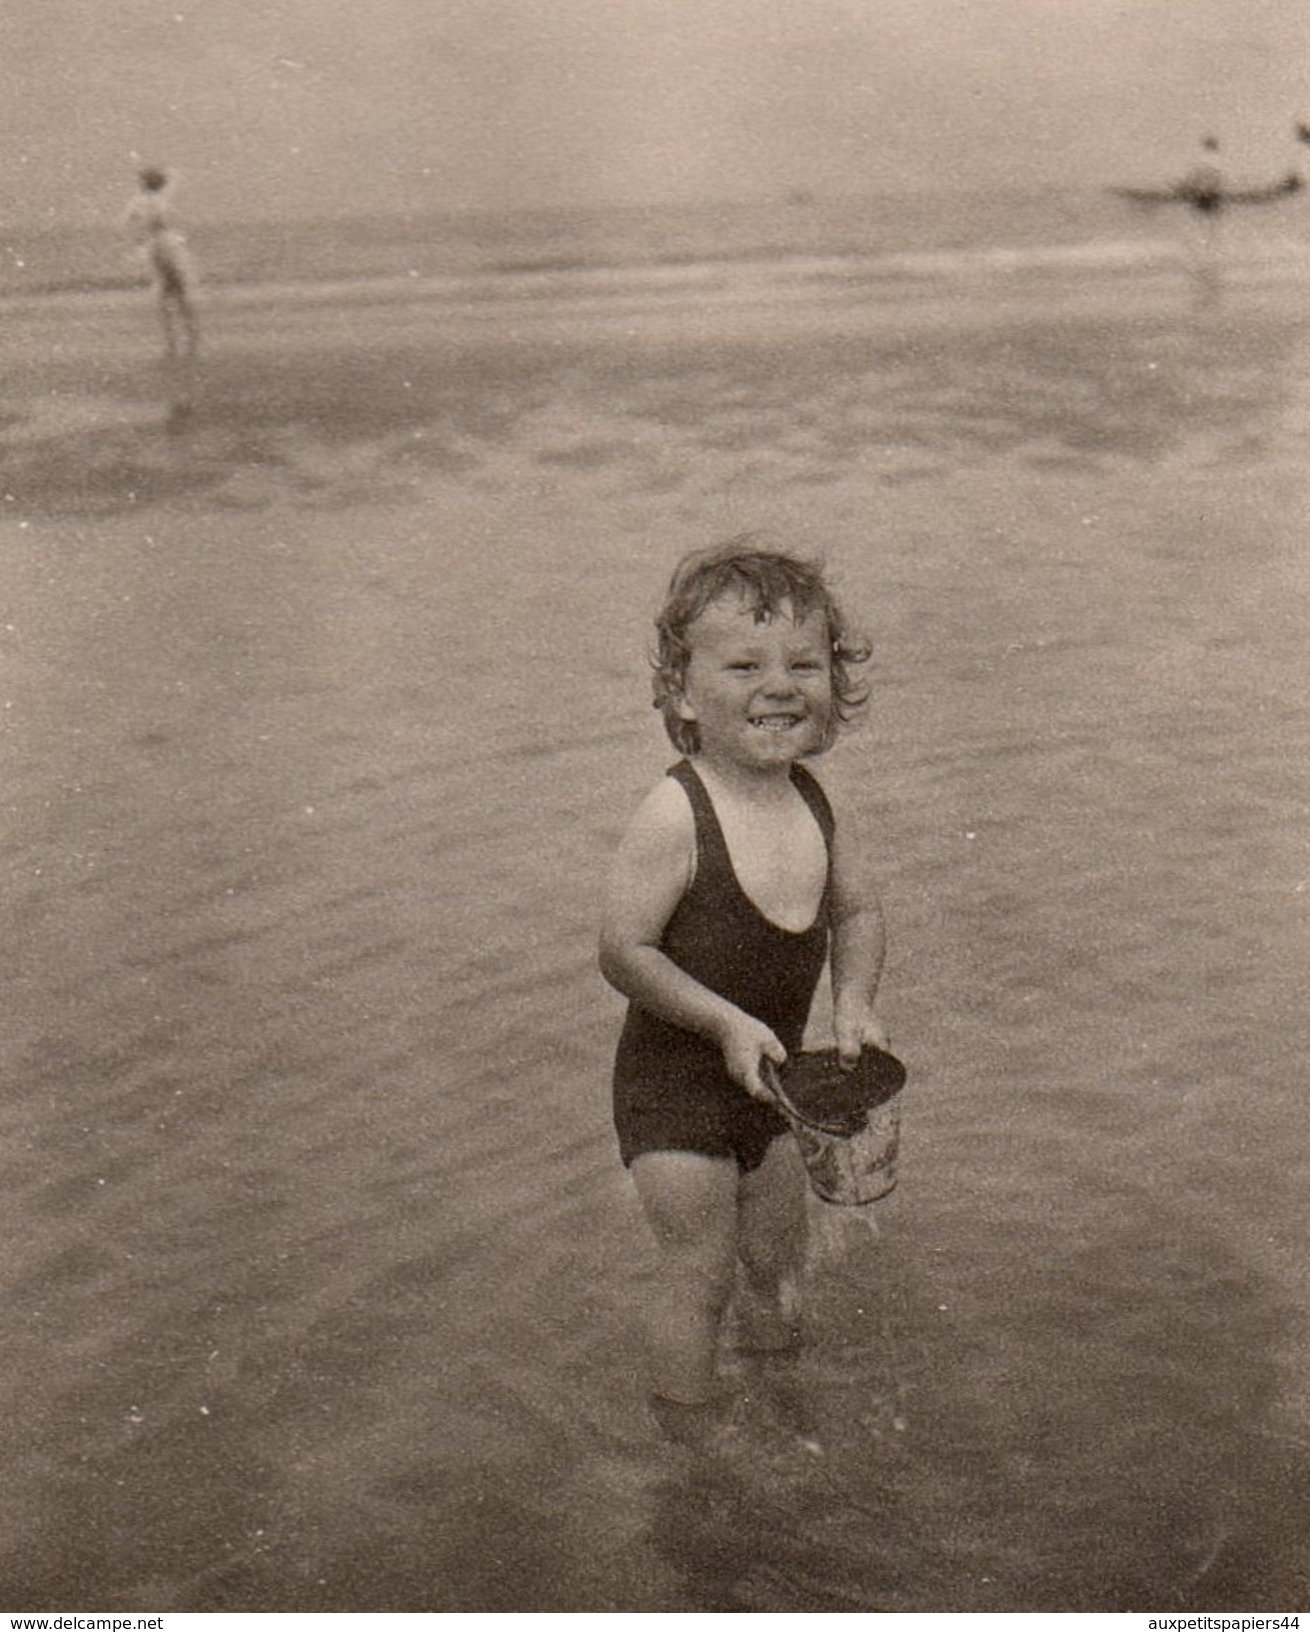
[666,758,733,880]
[789,762,836,852]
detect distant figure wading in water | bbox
[124,166,200,365]
[1177,134,1226,216]
[1178,137,1227,297]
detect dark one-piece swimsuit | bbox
[612,757,834,1172]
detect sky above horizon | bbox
[2,0,1307,226]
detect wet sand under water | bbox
[1,277,1308,1611]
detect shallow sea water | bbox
[1,266,1308,1610]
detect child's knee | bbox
[662,1239,736,1311]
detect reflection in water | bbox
[640,1202,1310,1614]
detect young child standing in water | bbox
[599,540,890,1443]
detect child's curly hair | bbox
[652,537,871,755]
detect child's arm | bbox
[828,787,891,1067]
[599,778,786,1100]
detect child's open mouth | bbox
[749,713,804,732]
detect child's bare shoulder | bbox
[623,771,695,851]
[606,773,697,923]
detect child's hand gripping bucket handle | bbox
[764,1046,907,1207]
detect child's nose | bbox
[761,663,799,695]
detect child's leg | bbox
[630,1150,739,1405]
[735,1134,808,1350]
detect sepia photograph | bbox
[2,0,1308,1615]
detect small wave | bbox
[814,238,1172,284]
[5,227,1308,322]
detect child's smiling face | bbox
[675,592,834,773]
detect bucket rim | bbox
[765,1045,906,1135]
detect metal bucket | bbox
[766,1046,906,1206]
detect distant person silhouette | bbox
[1177,136,1225,215]
[1177,139,1228,307]
[124,166,200,367]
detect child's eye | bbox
[793,659,824,673]
[726,661,758,673]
